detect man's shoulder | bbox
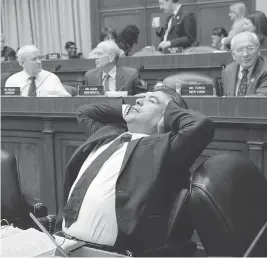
[118,65,137,75]
[5,71,24,80]
[85,67,100,77]
[5,71,24,86]
[40,69,59,79]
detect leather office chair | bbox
[183,45,218,54]
[1,149,51,229]
[63,84,77,96]
[163,72,221,96]
[140,189,196,256]
[190,154,267,257]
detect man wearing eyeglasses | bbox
[84,40,146,95]
[222,31,267,97]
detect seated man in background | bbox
[222,31,267,96]
[84,40,146,95]
[153,0,196,51]
[88,26,125,59]
[55,87,214,255]
[211,27,228,50]
[62,41,83,59]
[5,45,71,97]
[1,33,16,61]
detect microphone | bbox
[32,64,62,95]
[119,65,144,91]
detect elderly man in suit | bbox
[222,31,267,96]
[84,40,146,95]
[5,45,71,97]
[55,86,214,255]
[153,0,196,51]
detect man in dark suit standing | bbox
[222,31,267,97]
[55,86,214,255]
[153,0,196,51]
[84,40,146,95]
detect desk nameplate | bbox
[181,84,214,96]
[78,86,104,96]
[1,87,21,96]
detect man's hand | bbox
[158,41,171,50]
[152,17,161,28]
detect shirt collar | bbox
[121,132,149,140]
[238,64,255,77]
[173,4,182,16]
[102,65,116,80]
[22,69,42,80]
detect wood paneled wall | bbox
[90,0,255,54]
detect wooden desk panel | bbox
[1,97,267,214]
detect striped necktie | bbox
[103,73,110,91]
[237,69,249,96]
[64,133,132,228]
[28,76,37,96]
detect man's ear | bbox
[109,53,115,63]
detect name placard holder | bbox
[164,47,183,54]
[78,86,105,96]
[1,87,21,96]
[181,84,214,96]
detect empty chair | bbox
[163,72,221,96]
[190,154,267,256]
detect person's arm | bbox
[156,27,165,38]
[169,13,196,47]
[163,100,214,170]
[255,72,267,96]
[76,99,126,136]
[48,74,71,97]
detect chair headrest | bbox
[163,72,217,91]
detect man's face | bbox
[159,0,172,14]
[1,35,4,51]
[104,34,116,42]
[232,36,260,69]
[94,47,112,68]
[124,91,171,133]
[212,34,222,47]
[66,44,77,57]
[23,50,42,76]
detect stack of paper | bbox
[0,228,56,257]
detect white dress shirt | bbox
[102,65,117,91]
[235,65,255,96]
[5,69,71,97]
[62,131,148,245]
[163,4,182,41]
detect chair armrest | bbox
[141,240,197,257]
[37,215,57,234]
[23,194,48,217]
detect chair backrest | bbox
[63,84,77,96]
[183,45,218,54]
[190,154,267,256]
[1,149,24,225]
[163,72,221,96]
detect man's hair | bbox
[212,27,228,38]
[96,40,121,62]
[230,2,246,19]
[231,31,260,50]
[17,45,39,65]
[154,86,188,109]
[100,26,117,42]
[65,41,76,50]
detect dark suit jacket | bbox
[84,65,146,95]
[55,98,214,251]
[156,8,196,48]
[1,46,16,61]
[222,56,267,96]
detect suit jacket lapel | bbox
[247,56,263,93]
[118,138,143,177]
[116,66,126,91]
[91,68,102,86]
[169,7,183,33]
[228,63,239,96]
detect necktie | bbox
[28,76,37,96]
[103,73,110,91]
[64,133,132,228]
[237,69,249,96]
